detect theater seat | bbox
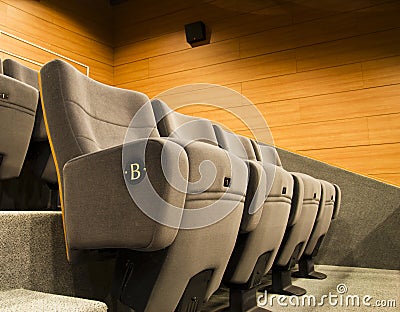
[153,100,267,311]
[293,181,341,279]
[258,143,341,283]
[3,59,57,187]
[213,125,294,312]
[39,59,247,312]
[0,67,38,179]
[257,144,321,296]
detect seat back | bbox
[214,125,258,160]
[152,98,219,145]
[40,60,157,186]
[213,125,266,232]
[274,171,321,268]
[258,143,303,226]
[3,59,57,185]
[303,180,335,256]
[0,67,38,179]
[256,141,283,167]
[3,59,39,89]
[213,126,294,287]
[333,184,341,219]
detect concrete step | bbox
[0,211,116,310]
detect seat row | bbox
[0,58,58,210]
[0,58,341,312]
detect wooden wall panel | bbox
[176,84,400,135]
[240,1,400,59]
[118,51,296,97]
[296,28,400,72]
[370,173,400,186]
[367,114,400,145]
[149,39,240,77]
[1,0,112,44]
[114,59,149,86]
[363,56,400,87]
[113,0,284,47]
[242,64,364,103]
[0,0,113,84]
[300,143,400,176]
[112,0,399,186]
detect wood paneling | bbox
[296,28,400,72]
[118,50,296,97]
[114,31,188,66]
[268,118,371,150]
[300,143,400,175]
[363,55,400,87]
[1,0,112,44]
[368,113,400,145]
[288,0,391,24]
[176,84,400,131]
[149,39,240,77]
[370,173,400,186]
[242,63,364,103]
[113,0,400,185]
[113,0,285,47]
[0,0,113,84]
[240,1,400,59]
[114,59,149,86]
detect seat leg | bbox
[259,269,306,296]
[175,270,213,312]
[111,249,169,311]
[292,256,327,280]
[227,287,271,312]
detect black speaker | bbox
[184,21,206,44]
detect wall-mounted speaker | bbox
[184,21,206,45]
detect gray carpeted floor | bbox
[203,265,399,312]
[0,289,108,312]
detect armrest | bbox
[287,173,304,226]
[0,75,38,112]
[162,138,248,229]
[63,138,189,255]
[0,76,38,179]
[316,180,327,222]
[332,184,341,219]
[240,160,266,233]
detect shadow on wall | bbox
[277,148,400,270]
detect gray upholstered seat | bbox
[260,143,342,283]
[151,100,261,229]
[39,59,247,312]
[293,180,341,279]
[257,144,321,296]
[0,64,38,179]
[2,59,57,186]
[213,125,294,311]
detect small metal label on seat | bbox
[0,93,9,100]
[223,177,231,187]
[124,160,146,185]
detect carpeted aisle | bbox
[0,289,108,312]
[203,265,399,312]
